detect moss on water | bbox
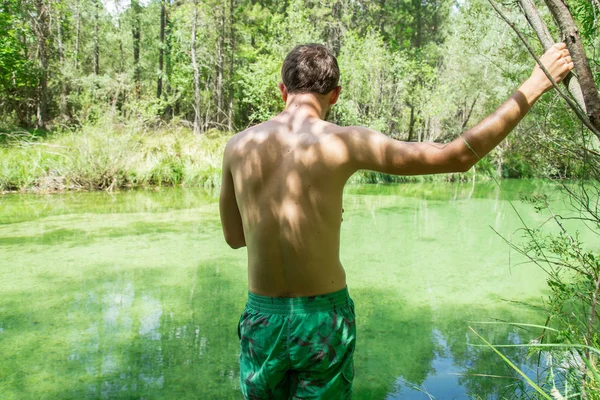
[1,181,591,398]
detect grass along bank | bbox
[0,124,228,192]
[1,124,499,193]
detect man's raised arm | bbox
[343,43,574,176]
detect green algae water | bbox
[0,180,594,399]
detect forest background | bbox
[2,0,600,396]
[1,0,598,192]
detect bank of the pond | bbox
[1,125,496,193]
[0,125,227,193]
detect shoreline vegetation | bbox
[0,122,496,195]
[0,123,226,194]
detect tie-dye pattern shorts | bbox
[237,287,356,399]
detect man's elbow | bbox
[224,233,246,249]
[452,155,477,173]
[227,240,246,249]
[456,160,474,173]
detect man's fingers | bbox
[534,43,573,90]
[553,42,567,50]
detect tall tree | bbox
[132,0,142,99]
[543,0,600,131]
[53,0,68,119]
[227,0,235,130]
[157,0,167,98]
[73,0,81,72]
[518,0,586,113]
[93,0,100,75]
[191,0,201,135]
[216,2,225,123]
[328,1,342,56]
[33,0,50,128]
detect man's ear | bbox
[278,83,288,103]
[329,86,342,105]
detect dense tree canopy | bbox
[0,0,598,177]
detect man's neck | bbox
[281,93,328,121]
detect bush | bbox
[0,123,230,192]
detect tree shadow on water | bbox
[350,287,543,399]
[0,259,246,400]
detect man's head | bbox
[279,44,341,114]
[281,44,340,95]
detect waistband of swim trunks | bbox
[246,287,351,315]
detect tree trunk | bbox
[216,3,225,123]
[119,33,125,73]
[227,0,235,131]
[55,8,68,120]
[544,0,600,131]
[461,94,479,130]
[191,0,202,135]
[412,0,423,48]
[132,0,142,99]
[34,0,50,129]
[73,0,81,72]
[518,0,586,113]
[164,0,173,117]
[328,1,342,57]
[93,0,100,75]
[157,0,166,98]
[518,0,554,48]
[379,0,386,33]
[407,104,415,141]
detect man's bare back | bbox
[220,43,574,298]
[222,111,354,297]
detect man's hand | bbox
[527,43,574,94]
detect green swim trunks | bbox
[237,287,356,399]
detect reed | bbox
[0,123,228,192]
[471,180,600,398]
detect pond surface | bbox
[0,180,591,399]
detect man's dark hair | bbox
[281,44,340,95]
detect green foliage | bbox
[481,181,600,397]
[569,0,600,46]
[0,0,39,126]
[237,54,281,123]
[0,124,229,192]
[0,0,598,180]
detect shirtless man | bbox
[220,43,573,399]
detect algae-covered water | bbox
[0,180,590,399]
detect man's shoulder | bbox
[224,121,276,158]
[323,124,373,144]
[229,120,275,142]
[225,121,372,150]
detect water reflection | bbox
[0,181,585,398]
[387,330,469,399]
[349,285,541,399]
[60,278,540,399]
